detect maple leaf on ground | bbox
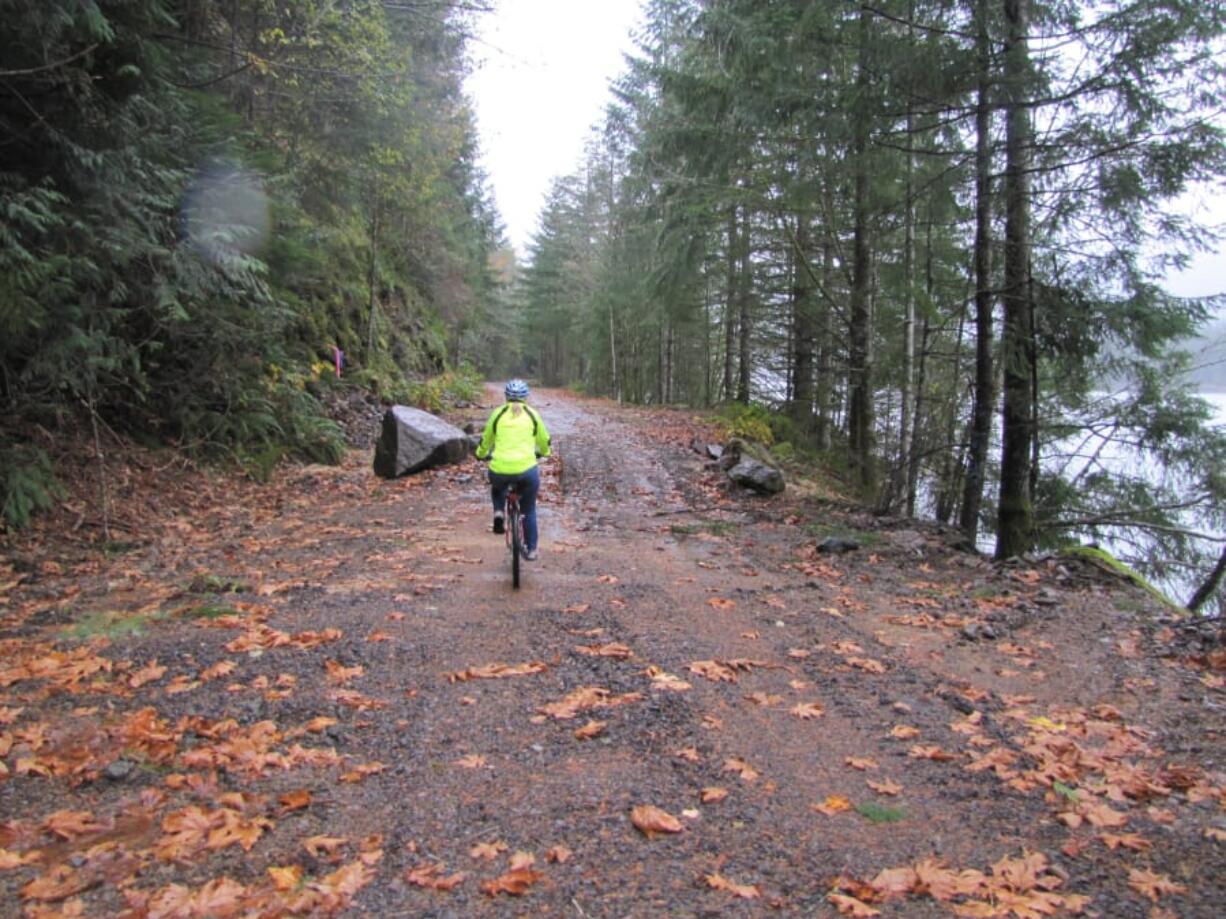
[791,702,824,720]
[128,660,167,689]
[889,725,921,739]
[20,865,94,902]
[470,841,508,860]
[339,761,386,782]
[705,873,761,899]
[688,660,739,683]
[480,867,543,896]
[643,666,691,691]
[701,787,729,804]
[829,892,881,917]
[845,656,888,674]
[325,660,364,684]
[724,757,760,782]
[846,757,879,771]
[509,851,536,871]
[630,805,684,839]
[454,754,488,769]
[745,692,782,706]
[869,866,918,899]
[445,661,548,682]
[42,810,107,841]
[867,779,903,796]
[561,603,590,614]
[267,865,304,891]
[304,835,348,857]
[190,877,249,916]
[279,790,312,813]
[574,642,633,660]
[199,660,237,682]
[0,849,42,869]
[207,809,273,852]
[1099,832,1150,851]
[909,745,959,762]
[707,597,736,610]
[315,861,376,907]
[545,845,572,863]
[573,720,607,740]
[1060,801,1128,829]
[1127,868,1186,901]
[812,795,854,816]
[406,863,465,891]
[675,747,701,762]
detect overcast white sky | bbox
[464,1,1222,303]
[467,0,642,256]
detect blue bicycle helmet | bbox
[505,379,529,401]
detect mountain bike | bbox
[504,486,525,589]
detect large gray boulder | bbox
[727,458,785,494]
[373,405,470,478]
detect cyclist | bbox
[474,379,552,561]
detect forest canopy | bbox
[514,0,1226,611]
[1,0,510,519]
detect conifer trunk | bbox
[960,0,996,543]
[996,0,1036,559]
[847,6,877,496]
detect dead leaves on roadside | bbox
[705,872,761,899]
[538,686,642,720]
[445,661,547,682]
[631,805,684,839]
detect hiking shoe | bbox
[523,548,539,561]
[492,513,505,535]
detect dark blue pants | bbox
[489,466,540,552]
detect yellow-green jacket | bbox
[475,401,551,475]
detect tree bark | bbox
[790,219,815,434]
[1188,544,1226,613]
[960,0,996,543]
[722,205,737,401]
[996,0,1036,559]
[736,202,752,404]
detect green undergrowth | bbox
[64,608,170,641]
[856,801,905,823]
[670,520,737,537]
[1059,546,1183,613]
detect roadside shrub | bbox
[408,367,483,413]
[717,403,775,446]
[1,445,65,529]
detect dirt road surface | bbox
[1,390,1223,917]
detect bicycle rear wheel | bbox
[510,506,522,589]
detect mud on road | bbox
[1,389,1223,917]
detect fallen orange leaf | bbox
[812,795,853,816]
[630,805,683,839]
[701,787,729,804]
[279,790,312,812]
[470,841,508,860]
[480,867,543,896]
[406,863,465,891]
[1127,868,1186,901]
[828,892,881,916]
[867,779,903,796]
[573,720,607,740]
[304,835,348,857]
[705,872,760,899]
